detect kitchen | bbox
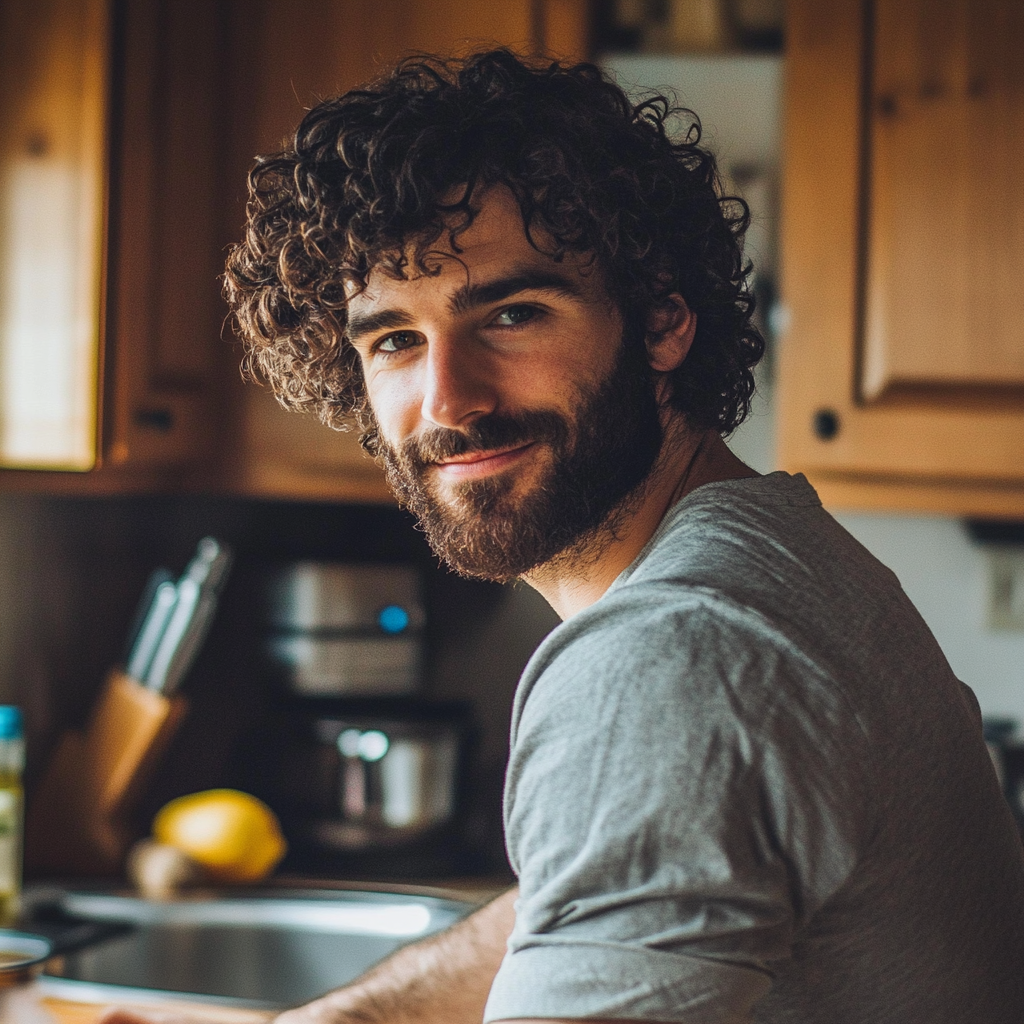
[2,0,1024,1019]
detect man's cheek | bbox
[368,379,423,442]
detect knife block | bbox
[26,669,187,876]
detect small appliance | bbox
[262,698,476,878]
[265,562,425,697]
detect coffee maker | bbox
[253,561,477,878]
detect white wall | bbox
[831,514,1024,723]
[603,55,783,173]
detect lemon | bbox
[153,789,287,883]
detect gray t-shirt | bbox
[484,472,1024,1024]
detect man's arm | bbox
[277,887,515,1024]
[98,888,516,1024]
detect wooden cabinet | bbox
[0,0,234,494]
[779,0,1024,517]
[102,0,233,478]
[0,0,108,476]
[0,0,589,500]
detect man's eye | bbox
[492,305,538,327]
[376,331,420,355]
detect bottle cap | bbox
[0,706,23,740]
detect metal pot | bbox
[270,702,473,865]
[312,716,461,849]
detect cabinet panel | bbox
[1,0,232,491]
[103,0,229,471]
[863,0,1024,399]
[404,1,534,55]
[0,0,589,496]
[778,0,1024,516]
[0,0,108,471]
[231,388,391,504]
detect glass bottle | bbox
[0,706,24,925]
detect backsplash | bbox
[0,491,558,875]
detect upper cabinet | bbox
[102,0,232,479]
[0,0,234,493]
[0,0,108,473]
[0,0,588,500]
[779,0,1024,517]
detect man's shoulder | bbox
[516,566,846,756]
[524,472,851,679]
[513,468,925,741]
[620,470,831,589]
[612,469,909,658]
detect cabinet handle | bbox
[876,93,898,118]
[134,407,175,432]
[812,408,840,441]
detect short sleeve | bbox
[483,588,874,1024]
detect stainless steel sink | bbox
[36,888,473,1010]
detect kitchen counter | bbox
[4,982,273,1023]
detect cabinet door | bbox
[779,0,1024,516]
[0,0,233,491]
[0,0,108,472]
[102,0,231,473]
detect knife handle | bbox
[143,577,199,693]
[125,580,178,681]
[121,567,173,665]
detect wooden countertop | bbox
[4,984,273,1023]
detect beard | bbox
[363,341,664,583]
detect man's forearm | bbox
[277,887,517,1024]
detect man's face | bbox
[346,187,663,581]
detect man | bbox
[107,50,1024,1024]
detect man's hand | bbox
[94,888,516,1024]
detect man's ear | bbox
[645,294,696,373]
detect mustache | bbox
[370,409,570,468]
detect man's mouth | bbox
[432,441,537,481]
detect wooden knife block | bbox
[26,670,187,876]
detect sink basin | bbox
[36,888,473,1010]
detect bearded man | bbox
[106,50,1024,1024]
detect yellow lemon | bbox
[153,789,287,883]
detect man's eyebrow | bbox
[345,269,583,345]
[346,308,416,346]
[449,270,582,314]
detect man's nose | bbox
[419,334,498,429]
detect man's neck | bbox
[523,426,758,619]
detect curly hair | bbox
[223,49,764,435]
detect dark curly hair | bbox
[223,49,764,435]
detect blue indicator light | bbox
[378,604,410,634]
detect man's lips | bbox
[432,442,537,481]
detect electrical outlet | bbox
[988,547,1024,632]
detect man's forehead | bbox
[351,185,591,297]
[350,244,597,320]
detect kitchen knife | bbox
[121,567,174,667]
[125,579,179,683]
[144,537,233,695]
